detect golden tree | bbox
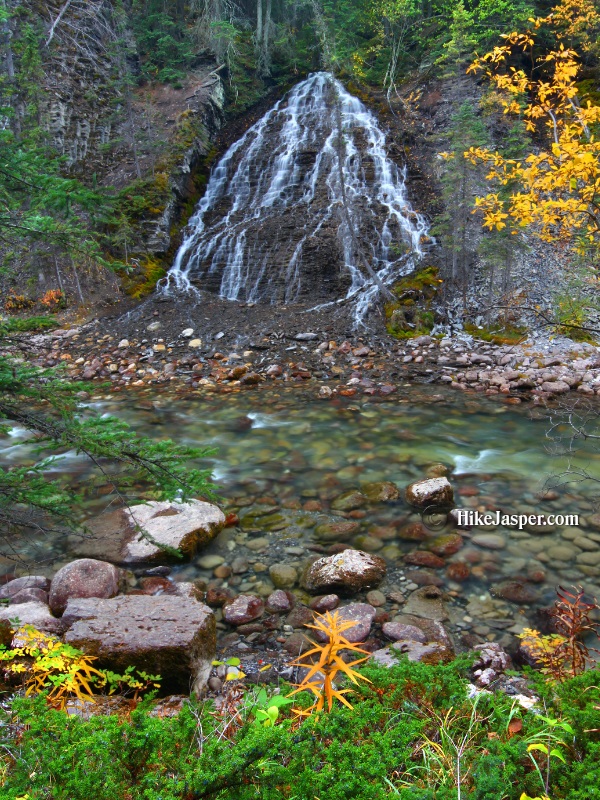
[464,2,600,256]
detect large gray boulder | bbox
[49,559,120,616]
[71,500,226,565]
[301,550,386,595]
[63,594,216,696]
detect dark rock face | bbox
[63,595,216,695]
[49,559,120,616]
[301,550,386,595]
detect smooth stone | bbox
[491,580,539,604]
[315,602,376,643]
[268,564,298,589]
[471,533,507,550]
[197,555,225,570]
[9,588,49,605]
[73,501,226,565]
[403,585,449,621]
[301,550,386,596]
[265,590,294,613]
[330,491,368,512]
[361,482,400,502]
[382,622,427,643]
[309,594,340,612]
[223,595,264,625]
[314,520,361,542]
[366,590,386,607]
[49,559,120,616]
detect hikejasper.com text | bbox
[456,510,579,530]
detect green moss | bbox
[464,323,528,346]
[386,266,441,339]
[0,316,60,334]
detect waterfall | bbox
[164,72,430,324]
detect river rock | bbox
[397,522,430,542]
[403,585,449,621]
[361,482,400,502]
[315,602,376,643]
[301,550,386,595]
[9,588,49,605]
[472,533,507,550]
[428,533,463,557]
[73,500,226,565]
[309,594,340,612]
[330,490,368,511]
[265,590,294,613]
[49,559,120,616]
[269,564,298,589]
[314,520,361,542]
[382,622,427,643]
[63,595,215,695]
[404,551,445,568]
[0,602,64,634]
[0,575,51,599]
[223,595,264,625]
[491,580,539,604]
[405,477,454,509]
[371,641,450,666]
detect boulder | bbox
[49,559,120,616]
[0,602,64,634]
[405,477,454,509]
[71,500,226,565]
[301,550,386,595]
[63,595,215,696]
[0,575,50,599]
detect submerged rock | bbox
[64,595,215,696]
[72,500,225,565]
[223,595,264,625]
[361,482,400,502]
[301,550,386,595]
[403,585,449,621]
[315,602,376,643]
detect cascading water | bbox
[164,72,430,324]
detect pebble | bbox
[366,590,386,607]
[471,533,506,550]
[197,555,225,570]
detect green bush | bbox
[2,657,600,799]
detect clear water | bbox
[3,386,600,636]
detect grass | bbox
[1,657,600,799]
[0,316,60,334]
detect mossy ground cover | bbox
[2,657,600,799]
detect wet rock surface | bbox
[64,595,216,695]
[72,500,226,565]
[49,559,120,616]
[301,550,387,595]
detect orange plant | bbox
[288,610,372,716]
[4,292,34,312]
[40,289,65,310]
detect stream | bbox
[3,384,600,644]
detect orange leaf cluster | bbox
[288,610,372,715]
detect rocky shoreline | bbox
[9,292,600,405]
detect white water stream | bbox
[164,72,430,324]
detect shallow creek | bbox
[3,385,600,642]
